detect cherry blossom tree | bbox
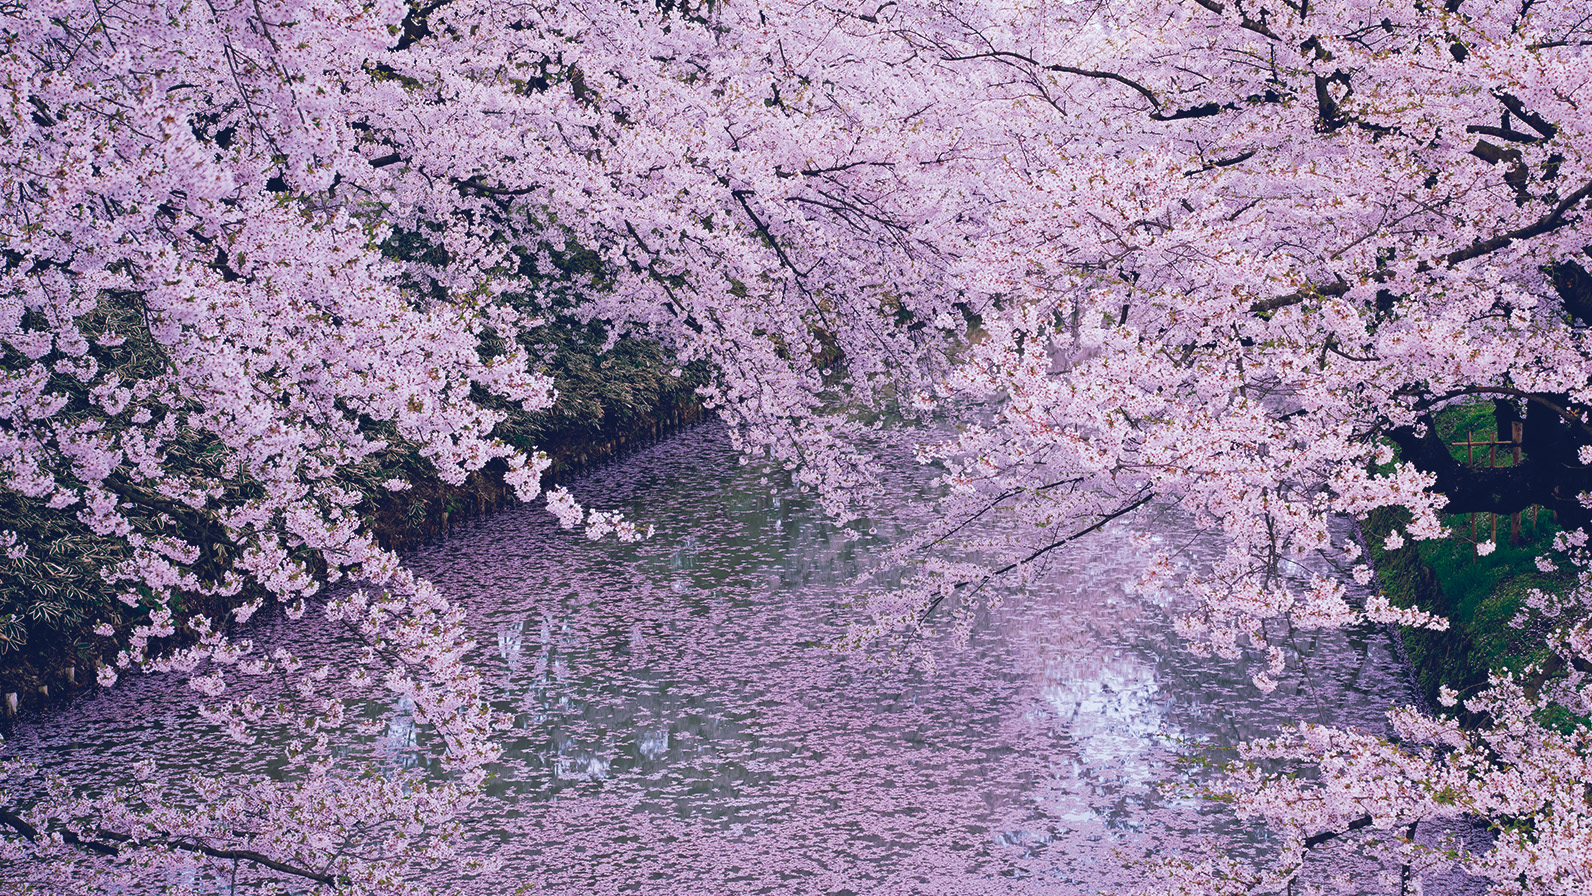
[2,0,1591,892]
[0,0,971,889]
[856,2,1592,892]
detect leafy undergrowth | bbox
[0,317,706,726]
[1367,400,1574,723]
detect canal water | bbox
[8,422,1445,894]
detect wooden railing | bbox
[1452,421,1550,546]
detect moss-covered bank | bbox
[364,321,710,553]
[1363,401,1571,723]
[0,322,707,731]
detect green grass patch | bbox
[1367,399,1574,716]
[1429,400,1518,468]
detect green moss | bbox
[355,312,708,552]
[0,221,714,723]
[1365,506,1482,711]
[1428,400,1517,467]
[1367,399,1574,717]
[0,308,704,723]
[1411,511,1559,633]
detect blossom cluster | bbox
[3,0,1592,892]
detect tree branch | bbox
[0,807,117,856]
[1250,278,1350,315]
[1444,176,1592,266]
[1303,814,1375,849]
[1250,175,1592,314]
[732,188,817,284]
[1465,124,1547,145]
[940,50,1161,109]
[0,806,342,887]
[1495,93,1558,140]
[452,176,539,197]
[1187,0,1281,40]
[923,492,1154,621]
[1411,386,1592,441]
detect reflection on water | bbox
[10,423,1425,894]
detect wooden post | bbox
[1510,422,1525,544]
[1467,429,1474,465]
[1491,513,1498,544]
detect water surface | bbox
[11,422,1432,894]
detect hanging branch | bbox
[0,807,344,888]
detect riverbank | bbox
[1363,503,1568,725]
[0,326,708,731]
[5,418,1427,895]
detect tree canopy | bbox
[2,0,1591,892]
